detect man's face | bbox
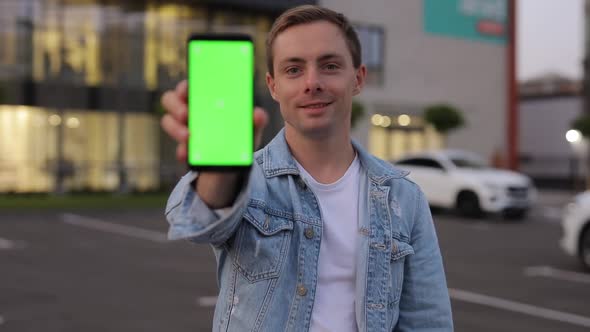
[266,21,366,139]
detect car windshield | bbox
[449,157,487,169]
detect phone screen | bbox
[187,36,254,169]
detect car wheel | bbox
[580,226,590,270]
[456,191,483,218]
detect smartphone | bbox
[186,34,254,171]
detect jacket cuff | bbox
[165,170,249,244]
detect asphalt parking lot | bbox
[1,190,589,331]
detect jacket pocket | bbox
[389,238,414,304]
[233,206,293,282]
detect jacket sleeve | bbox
[394,188,454,331]
[164,171,250,246]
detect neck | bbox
[285,126,356,184]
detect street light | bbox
[566,129,582,143]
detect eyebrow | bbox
[279,53,345,66]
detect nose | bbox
[304,68,323,94]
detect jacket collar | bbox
[259,128,409,184]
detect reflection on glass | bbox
[0,106,159,193]
[1,0,278,193]
[450,156,488,169]
[369,126,387,160]
[72,111,120,191]
[66,117,80,129]
[33,1,62,81]
[371,114,383,126]
[144,2,207,89]
[0,0,34,79]
[62,110,160,192]
[425,125,443,150]
[48,114,61,126]
[124,113,159,191]
[369,113,443,161]
[398,114,411,126]
[0,106,54,192]
[21,1,274,90]
[0,2,17,68]
[408,130,424,153]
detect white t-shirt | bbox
[295,155,361,332]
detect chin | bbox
[299,123,338,139]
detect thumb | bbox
[253,107,269,150]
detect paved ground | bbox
[1,190,589,331]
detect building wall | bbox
[519,96,587,180]
[322,0,508,162]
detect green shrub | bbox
[424,103,465,134]
[572,114,590,138]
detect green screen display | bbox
[187,39,254,167]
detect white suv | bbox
[561,191,590,270]
[394,150,537,219]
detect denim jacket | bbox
[165,129,453,332]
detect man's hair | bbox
[266,5,362,77]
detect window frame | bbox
[353,22,385,87]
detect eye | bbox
[285,67,301,75]
[323,63,340,71]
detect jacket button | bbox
[304,227,314,239]
[297,285,308,296]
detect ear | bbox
[266,72,278,101]
[352,65,367,96]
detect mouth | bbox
[300,101,333,109]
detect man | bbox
[161,5,453,331]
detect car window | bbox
[396,158,445,170]
[450,157,487,169]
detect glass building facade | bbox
[0,0,314,193]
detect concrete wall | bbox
[519,96,586,179]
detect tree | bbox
[423,103,465,146]
[351,100,365,129]
[572,114,590,138]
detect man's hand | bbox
[160,80,269,208]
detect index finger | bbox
[175,80,188,103]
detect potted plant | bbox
[572,114,590,138]
[423,103,465,146]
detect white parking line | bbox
[0,237,26,250]
[196,296,218,307]
[199,288,590,328]
[449,288,590,328]
[61,213,168,243]
[524,266,590,284]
